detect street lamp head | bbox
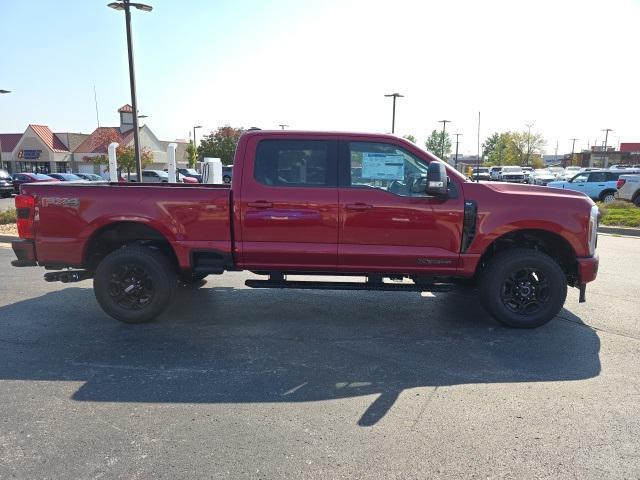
[108,2,152,12]
[194,125,203,129]
[384,93,404,98]
[0,89,11,94]
[130,2,153,12]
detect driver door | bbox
[337,139,464,274]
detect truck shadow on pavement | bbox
[0,284,601,426]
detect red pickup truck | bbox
[11,130,599,328]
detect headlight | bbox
[588,205,599,255]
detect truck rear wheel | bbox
[479,248,567,328]
[94,245,177,324]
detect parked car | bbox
[10,130,600,329]
[470,167,491,181]
[177,168,202,183]
[521,166,533,182]
[616,174,640,206]
[48,173,87,182]
[0,169,13,197]
[529,169,557,186]
[223,165,233,184]
[12,172,59,193]
[547,167,565,179]
[179,173,199,184]
[489,166,502,181]
[140,170,169,182]
[499,166,526,183]
[563,166,582,180]
[547,169,639,203]
[74,172,105,182]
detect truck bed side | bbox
[21,183,232,269]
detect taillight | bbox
[616,179,626,189]
[15,194,35,239]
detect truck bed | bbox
[21,182,232,269]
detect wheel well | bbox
[84,222,179,272]
[478,229,579,286]
[599,189,616,199]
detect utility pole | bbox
[438,119,451,160]
[453,133,462,170]
[602,128,613,168]
[569,138,579,166]
[525,123,534,166]
[554,139,558,164]
[384,93,404,134]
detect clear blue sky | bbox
[2,0,639,154]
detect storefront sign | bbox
[19,149,42,160]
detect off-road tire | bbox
[94,245,177,324]
[479,248,567,328]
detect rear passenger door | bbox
[585,172,608,199]
[239,136,339,270]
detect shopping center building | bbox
[0,105,188,175]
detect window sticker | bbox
[361,153,405,180]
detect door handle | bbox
[597,184,605,186]
[346,203,373,211]
[247,201,273,208]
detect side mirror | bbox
[426,161,448,197]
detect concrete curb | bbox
[598,226,640,237]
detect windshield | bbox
[503,167,522,172]
[183,169,198,175]
[32,174,53,180]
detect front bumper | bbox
[11,239,37,267]
[577,254,599,284]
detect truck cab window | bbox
[255,140,335,187]
[348,141,429,197]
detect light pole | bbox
[192,125,202,163]
[569,138,579,166]
[602,128,613,168]
[453,133,462,170]
[525,123,534,166]
[0,90,9,170]
[278,124,289,130]
[438,120,451,160]
[384,93,403,134]
[108,0,152,183]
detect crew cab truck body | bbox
[12,131,600,328]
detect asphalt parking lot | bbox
[0,235,638,479]
[0,195,14,211]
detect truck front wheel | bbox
[94,245,177,324]
[479,248,567,328]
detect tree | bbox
[425,129,452,160]
[185,133,197,168]
[198,126,244,165]
[403,134,417,143]
[483,131,546,166]
[86,128,153,179]
[509,131,546,166]
[484,132,512,165]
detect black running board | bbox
[245,279,454,292]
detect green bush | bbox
[597,201,640,228]
[0,208,16,225]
